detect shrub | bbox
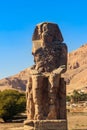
[67,90,87,103]
[0,89,26,122]
[66,95,71,102]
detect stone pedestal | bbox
[24,120,67,130]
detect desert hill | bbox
[0,44,87,94]
[64,43,87,93]
[0,68,30,91]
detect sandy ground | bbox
[0,123,24,130]
[0,113,87,130]
[68,112,87,130]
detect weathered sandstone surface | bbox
[0,40,87,94]
[24,22,67,130]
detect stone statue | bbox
[25,22,68,130]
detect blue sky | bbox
[0,0,87,79]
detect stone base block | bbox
[24,120,67,130]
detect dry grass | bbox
[68,112,87,130]
[0,123,23,130]
[0,113,87,130]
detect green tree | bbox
[79,92,87,101]
[0,90,26,122]
[72,90,87,102]
[66,95,71,102]
[72,90,80,102]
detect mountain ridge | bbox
[0,44,87,94]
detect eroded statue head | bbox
[32,22,67,73]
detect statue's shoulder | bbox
[29,65,41,75]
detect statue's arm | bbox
[52,65,66,74]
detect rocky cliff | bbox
[64,43,87,93]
